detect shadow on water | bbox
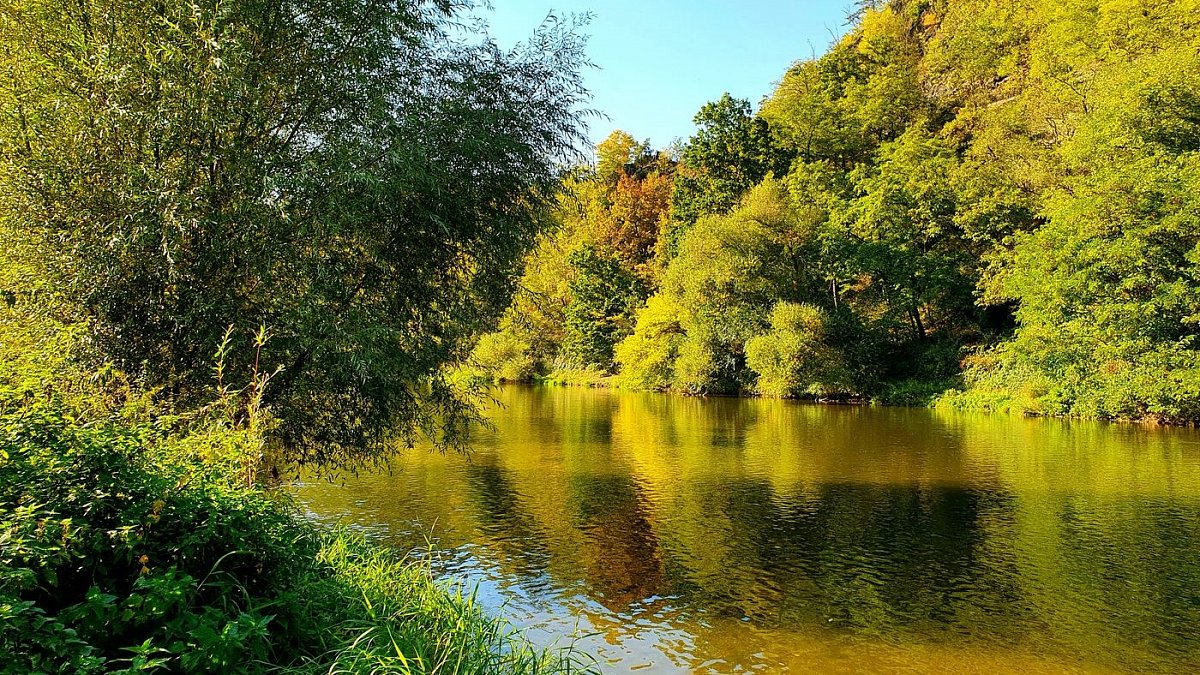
[295,385,1200,673]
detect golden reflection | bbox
[295,385,1200,674]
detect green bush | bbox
[0,399,594,674]
[470,331,538,383]
[745,302,850,398]
[613,295,685,391]
[0,404,304,673]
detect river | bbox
[293,385,1200,673]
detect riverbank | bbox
[500,370,1190,427]
[0,383,593,673]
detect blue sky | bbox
[476,1,855,149]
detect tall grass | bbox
[0,398,597,674]
[299,534,594,675]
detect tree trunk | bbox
[910,305,926,341]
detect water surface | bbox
[294,386,1200,673]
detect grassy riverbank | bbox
[0,389,593,674]
[0,322,591,674]
[477,371,1188,427]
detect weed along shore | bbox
[1,397,594,672]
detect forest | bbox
[469,0,1200,424]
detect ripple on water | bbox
[293,386,1200,674]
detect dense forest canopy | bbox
[0,0,590,463]
[470,0,1200,423]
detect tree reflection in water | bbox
[296,385,1200,673]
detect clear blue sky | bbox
[476,1,854,149]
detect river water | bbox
[293,385,1200,673]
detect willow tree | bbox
[0,0,590,463]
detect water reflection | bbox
[294,386,1200,673]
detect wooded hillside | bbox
[471,0,1200,423]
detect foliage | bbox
[617,179,872,396]
[0,0,590,464]
[745,303,850,398]
[0,402,293,673]
[0,393,595,674]
[960,5,1200,421]
[603,172,674,279]
[561,245,646,370]
[613,295,686,391]
[484,0,1200,424]
[981,152,1200,421]
[652,182,799,392]
[468,332,538,384]
[666,94,790,254]
[470,129,675,380]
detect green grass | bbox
[0,395,595,674]
[300,534,593,675]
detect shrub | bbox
[0,399,594,674]
[745,302,850,398]
[672,337,721,394]
[470,331,538,383]
[0,404,305,673]
[613,295,685,391]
